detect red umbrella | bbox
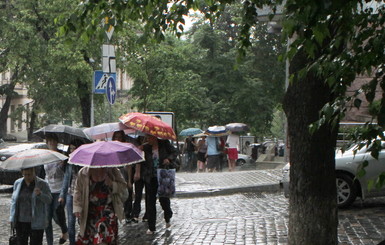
[119,112,177,141]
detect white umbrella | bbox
[205,125,230,137]
[83,122,136,140]
[0,149,68,170]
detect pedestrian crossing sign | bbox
[93,71,116,94]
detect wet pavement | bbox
[1,164,385,244]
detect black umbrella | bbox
[33,124,93,145]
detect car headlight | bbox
[0,156,6,161]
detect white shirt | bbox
[226,134,240,150]
[44,161,65,193]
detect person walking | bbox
[136,135,177,234]
[183,136,196,172]
[131,136,147,223]
[196,136,207,172]
[59,139,84,245]
[206,136,221,172]
[73,167,128,244]
[10,167,52,245]
[44,134,69,245]
[112,130,135,224]
[226,133,240,171]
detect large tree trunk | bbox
[0,87,13,139]
[283,49,338,244]
[0,72,18,139]
[28,104,38,141]
[77,79,91,127]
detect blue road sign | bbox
[106,76,116,105]
[93,71,116,94]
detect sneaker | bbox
[142,213,148,222]
[125,218,132,224]
[146,229,155,235]
[59,233,68,244]
[166,222,171,228]
[59,238,67,245]
[132,217,139,223]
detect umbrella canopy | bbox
[83,122,136,140]
[0,149,68,170]
[205,125,230,137]
[34,124,93,145]
[179,128,203,136]
[119,112,177,141]
[68,141,144,168]
[225,123,249,132]
[193,132,208,138]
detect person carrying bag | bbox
[9,224,17,245]
[157,167,176,198]
[138,135,177,234]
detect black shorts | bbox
[207,155,220,169]
[197,152,206,162]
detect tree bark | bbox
[77,79,91,127]
[283,49,338,244]
[0,72,18,139]
[28,104,37,141]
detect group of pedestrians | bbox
[183,132,240,173]
[9,131,177,245]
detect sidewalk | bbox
[175,167,283,197]
[0,161,286,195]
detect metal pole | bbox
[109,103,112,122]
[91,74,94,127]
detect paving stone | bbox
[2,169,385,244]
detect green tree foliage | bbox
[0,0,101,137]
[60,0,385,243]
[118,32,211,129]
[188,10,284,133]
[111,4,285,134]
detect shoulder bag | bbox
[9,224,17,245]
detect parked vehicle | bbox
[0,142,48,185]
[236,154,252,166]
[282,142,385,208]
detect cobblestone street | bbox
[1,189,385,244]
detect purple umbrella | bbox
[68,141,144,168]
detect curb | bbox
[0,186,13,193]
[175,183,281,198]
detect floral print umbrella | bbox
[119,112,177,141]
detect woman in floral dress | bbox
[73,167,128,245]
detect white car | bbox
[282,143,385,208]
[236,154,252,166]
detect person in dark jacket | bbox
[183,136,196,172]
[59,139,84,245]
[134,134,177,234]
